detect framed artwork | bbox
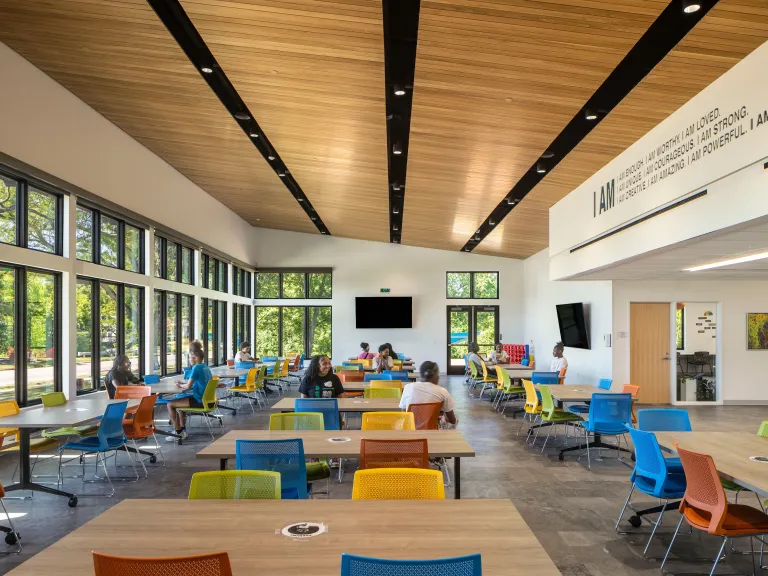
[746,313,768,350]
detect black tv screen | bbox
[356,297,412,329]
[556,303,590,350]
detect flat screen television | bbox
[356,297,412,329]
[555,303,590,350]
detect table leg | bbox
[4,429,78,506]
[220,458,228,471]
[557,433,633,461]
[454,457,461,499]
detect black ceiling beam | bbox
[146,0,330,235]
[462,0,718,253]
[382,0,421,244]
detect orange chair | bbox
[338,371,364,383]
[122,395,162,475]
[115,385,152,416]
[360,438,429,470]
[622,384,640,424]
[93,551,232,576]
[408,402,441,430]
[661,444,768,574]
[558,367,567,384]
[227,359,235,368]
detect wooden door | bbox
[630,303,671,404]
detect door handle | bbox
[662,356,670,361]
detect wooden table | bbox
[5,499,559,576]
[656,431,768,495]
[198,429,475,498]
[0,393,137,506]
[272,397,401,413]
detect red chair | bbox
[93,551,232,576]
[122,395,162,474]
[408,402,442,430]
[360,438,429,470]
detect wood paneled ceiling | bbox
[1,0,767,257]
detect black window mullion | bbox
[55,194,64,257]
[93,212,102,266]
[19,180,28,250]
[117,220,126,270]
[14,267,24,405]
[175,244,182,283]
[116,285,125,355]
[53,272,62,392]
[303,307,310,359]
[91,279,99,392]
[278,306,284,357]
[279,274,284,299]
[160,291,168,376]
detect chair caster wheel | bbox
[149,455,157,464]
[558,453,564,461]
[68,496,78,508]
[5,531,19,545]
[629,515,642,528]
[177,439,183,446]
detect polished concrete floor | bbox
[0,377,765,574]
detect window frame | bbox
[76,201,146,274]
[446,271,499,300]
[254,305,332,358]
[201,253,228,294]
[155,235,194,285]
[676,305,686,351]
[154,289,194,376]
[255,269,333,300]
[199,298,225,367]
[232,303,252,355]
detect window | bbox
[255,306,331,358]
[676,305,685,351]
[27,188,58,254]
[181,247,192,284]
[255,270,332,299]
[166,293,177,375]
[154,290,193,376]
[0,170,63,255]
[26,270,59,402]
[76,202,145,273]
[218,301,227,364]
[0,266,16,401]
[167,241,178,281]
[201,253,228,293]
[155,235,194,285]
[99,283,118,381]
[125,226,141,273]
[154,237,162,279]
[75,207,93,261]
[0,174,17,246]
[232,304,252,355]
[446,271,498,299]
[181,295,193,367]
[100,216,119,268]
[200,298,225,366]
[233,267,253,298]
[76,280,94,392]
[124,287,141,371]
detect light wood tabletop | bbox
[0,393,137,428]
[272,397,401,413]
[655,431,768,495]
[540,384,621,403]
[210,367,251,379]
[5,499,559,576]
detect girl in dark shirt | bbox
[299,355,344,398]
[104,354,141,398]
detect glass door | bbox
[447,306,470,375]
[474,306,499,359]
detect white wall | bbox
[680,302,717,355]
[251,228,524,369]
[522,249,613,385]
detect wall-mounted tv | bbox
[356,297,412,329]
[555,303,590,350]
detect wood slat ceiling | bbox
[0,0,319,236]
[477,0,768,259]
[179,0,390,242]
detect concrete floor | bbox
[0,377,765,575]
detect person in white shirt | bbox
[550,341,568,373]
[489,343,509,364]
[372,344,394,372]
[400,361,458,428]
[467,342,485,374]
[234,342,254,363]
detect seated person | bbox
[372,344,394,373]
[357,342,375,360]
[550,341,568,373]
[167,348,212,440]
[299,354,345,398]
[104,354,141,399]
[489,343,510,364]
[400,361,458,429]
[467,342,485,374]
[234,341,254,363]
[384,342,400,361]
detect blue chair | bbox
[341,553,481,576]
[397,353,407,360]
[142,374,160,384]
[637,408,691,432]
[531,372,559,385]
[294,398,341,430]
[616,427,686,557]
[568,379,614,415]
[262,356,278,363]
[342,362,357,367]
[300,353,306,369]
[235,361,255,384]
[578,393,633,468]
[383,370,409,381]
[364,373,393,382]
[58,401,137,496]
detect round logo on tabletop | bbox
[281,522,327,539]
[749,456,768,463]
[327,437,351,443]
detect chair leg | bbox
[643,497,668,558]
[615,483,636,533]
[97,452,116,497]
[660,514,685,574]
[585,428,591,469]
[132,439,148,478]
[708,537,728,576]
[0,497,21,554]
[152,431,166,466]
[541,424,555,453]
[125,445,140,481]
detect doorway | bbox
[675,302,717,402]
[630,303,670,404]
[447,305,499,375]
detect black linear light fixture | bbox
[146,0,330,236]
[383,0,421,244]
[462,0,718,253]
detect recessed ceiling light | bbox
[278,170,288,178]
[584,109,598,121]
[311,216,317,221]
[268,155,275,161]
[682,0,701,13]
[489,219,495,226]
[297,197,304,202]
[393,208,400,214]
[464,248,470,252]
[393,225,399,231]
[201,66,213,74]
[541,150,555,159]
[249,130,259,138]
[684,251,768,272]
[394,85,406,96]
[234,112,250,121]
[392,182,402,191]
[474,234,480,241]
[393,142,402,155]
[536,162,547,174]
[506,198,516,205]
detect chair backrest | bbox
[93,551,233,576]
[227,359,235,367]
[262,356,278,362]
[128,395,158,431]
[622,384,640,398]
[352,468,445,500]
[371,380,403,390]
[200,378,219,410]
[626,426,675,496]
[539,385,557,418]
[361,411,415,431]
[637,408,692,432]
[758,420,768,438]
[675,443,728,534]
[242,368,259,391]
[142,374,160,384]
[269,412,325,431]
[359,438,429,470]
[586,393,632,435]
[294,398,341,430]
[597,378,613,390]
[408,402,441,430]
[364,387,401,399]
[41,391,67,407]
[338,371,365,383]
[339,365,362,371]
[522,379,539,413]
[364,373,393,382]
[480,361,491,380]
[340,553,481,576]
[468,361,479,379]
[0,400,21,441]
[398,353,407,360]
[531,372,560,385]
[692,351,710,363]
[235,361,255,370]
[279,358,290,376]
[236,438,309,499]
[383,370,408,381]
[188,470,281,500]
[291,355,301,370]
[114,385,152,399]
[97,401,129,448]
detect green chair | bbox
[177,379,222,440]
[532,385,583,452]
[268,412,331,491]
[41,392,99,439]
[494,366,524,412]
[364,387,400,399]
[467,361,482,394]
[188,470,281,500]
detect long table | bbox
[197,429,475,498]
[5,499,559,576]
[272,397,401,413]
[655,431,768,495]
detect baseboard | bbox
[723,399,768,405]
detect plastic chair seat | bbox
[665,457,683,472]
[42,424,99,439]
[306,461,331,482]
[634,473,687,497]
[684,504,768,535]
[547,409,583,423]
[61,436,125,452]
[228,385,250,392]
[582,418,627,435]
[0,437,59,452]
[567,404,590,414]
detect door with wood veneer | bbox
[630,303,671,404]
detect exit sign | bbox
[380,288,390,293]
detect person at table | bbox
[186,339,205,369]
[550,341,568,373]
[357,342,374,360]
[383,342,400,361]
[104,354,141,399]
[299,354,345,398]
[467,342,485,374]
[400,361,458,429]
[489,343,509,365]
[167,348,212,440]
[373,344,394,373]
[234,341,254,363]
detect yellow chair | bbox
[364,388,401,399]
[517,379,542,436]
[188,470,281,500]
[352,468,445,500]
[361,412,415,431]
[227,366,267,412]
[177,378,222,440]
[370,380,404,391]
[350,359,372,368]
[0,400,60,481]
[269,412,325,431]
